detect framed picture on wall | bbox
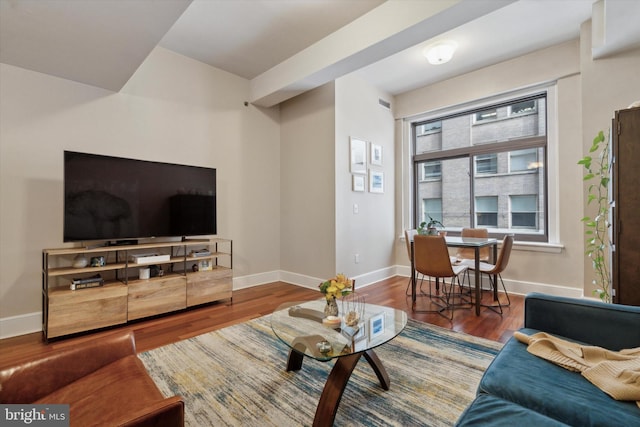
[350,137,367,174]
[369,170,384,193]
[352,175,365,192]
[371,143,382,166]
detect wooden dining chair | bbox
[413,234,468,319]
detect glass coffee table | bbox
[271,299,407,427]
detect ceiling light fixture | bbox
[423,40,458,65]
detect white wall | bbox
[579,20,640,292]
[278,76,396,288]
[279,83,336,283]
[0,47,282,337]
[335,74,396,284]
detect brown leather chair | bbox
[466,234,514,315]
[0,330,184,426]
[456,228,491,262]
[404,229,423,295]
[413,234,469,319]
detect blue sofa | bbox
[456,293,640,426]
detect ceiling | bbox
[2,0,639,107]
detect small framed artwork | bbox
[353,323,366,342]
[350,137,367,175]
[369,312,385,340]
[371,143,382,166]
[369,171,384,193]
[352,175,365,192]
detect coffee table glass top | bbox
[271,299,407,361]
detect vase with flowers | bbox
[319,273,353,316]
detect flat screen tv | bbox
[64,151,216,242]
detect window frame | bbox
[420,160,442,181]
[475,153,498,175]
[509,148,539,173]
[510,194,538,229]
[475,196,498,227]
[411,93,549,242]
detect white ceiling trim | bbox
[249,0,515,107]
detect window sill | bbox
[399,234,564,254]
[513,241,563,253]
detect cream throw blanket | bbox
[514,331,640,408]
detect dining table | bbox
[410,235,498,316]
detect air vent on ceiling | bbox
[378,98,391,110]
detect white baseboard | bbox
[0,267,584,339]
[232,271,280,290]
[395,265,584,298]
[0,311,41,340]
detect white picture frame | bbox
[352,175,365,192]
[369,170,384,193]
[370,143,382,166]
[350,137,367,175]
[353,323,365,342]
[369,312,385,340]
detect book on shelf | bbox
[71,274,103,285]
[69,274,104,290]
[70,280,104,290]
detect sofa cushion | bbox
[35,355,166,425]
[479,328,640,426]
[455,393,570,426]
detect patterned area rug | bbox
[139,316,502,427]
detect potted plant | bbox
[578,130,612,303]
[418,215,444,235]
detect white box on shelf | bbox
[129,253,170,264]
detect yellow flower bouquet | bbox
[319,273,353,300]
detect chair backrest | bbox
[404,229,418,260]
[456,228,490,261]
[492,234,514,275]
[413,235,455,278]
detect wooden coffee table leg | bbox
[363,349,390,390]
[313,352,362,427]
[312,349,390,427]
[286,335,327,372]
[286,348,304,371]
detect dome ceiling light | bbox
[423,40,458,65]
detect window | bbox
[416,121,442,135]
[476,196,498,227]
[510,148,538,172]
[511,195,537,228]
[421,161,442,180]
[509,100,537,116]
[475,154,497,174]
[474,109,497,122]
[422,198,443,225]
[412,93,547,241]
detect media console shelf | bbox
[42,238,232,340]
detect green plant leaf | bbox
[577,157,591,166]
[593,131,605,144]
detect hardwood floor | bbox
[0,276,523,369]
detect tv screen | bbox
[64,151,216,242]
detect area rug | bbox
[139,316,503,427]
